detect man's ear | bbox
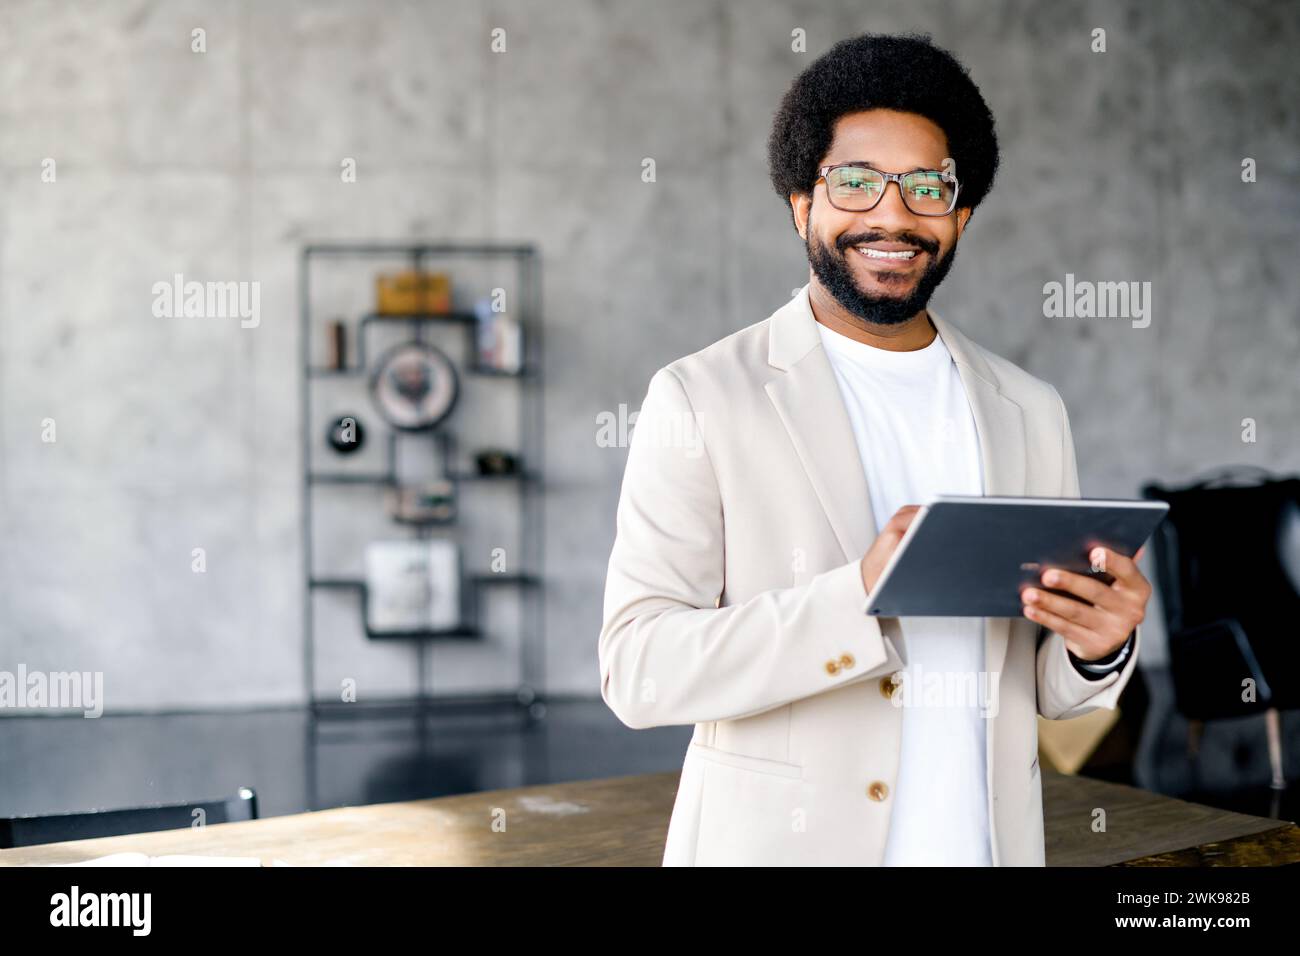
[790,192,812,240]
[955,206,973,239]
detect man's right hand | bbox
[860,505,922,595]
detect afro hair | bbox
[768,33,1000,217]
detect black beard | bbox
[806,219,958,326]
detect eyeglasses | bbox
[816,163,960,217]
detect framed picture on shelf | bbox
[363,539,460,633]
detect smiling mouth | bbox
[857,247,917,260]
[852,244,924,269]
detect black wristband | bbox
[1068,631,1134,680]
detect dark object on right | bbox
[1143,467,1300,807]
[1143,468,1300,717]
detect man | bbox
[598,33,1151,866]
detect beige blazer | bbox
[598,284,1141,866]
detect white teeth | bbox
[858,247,916,259]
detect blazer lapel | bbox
[764,289,878,564]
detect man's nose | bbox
[859,179,921,235]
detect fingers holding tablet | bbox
[1022,545,1151,661]
[860,504,924,595]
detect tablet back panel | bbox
[866,497,1168,618]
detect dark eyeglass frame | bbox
[816,163,961,217]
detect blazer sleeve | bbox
[1036,386,1142,719]
[599,366,905,730]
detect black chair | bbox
[0,787,258,849]
[1142,467,1300,815]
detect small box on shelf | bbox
[375,270,453,315]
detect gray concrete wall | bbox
[0,0,1296,712]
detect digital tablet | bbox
[863,495,1169,618]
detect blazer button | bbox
[838,653,855,669]
[879,672,902,700]
[825,659,840,676]
[867,781,889,801]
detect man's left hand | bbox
[1020,545,1151,662]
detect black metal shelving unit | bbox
[299,242,545,723]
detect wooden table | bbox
[1,770,1296,866]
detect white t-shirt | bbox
[815,317,993,866]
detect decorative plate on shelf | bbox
[368,341,459,431]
